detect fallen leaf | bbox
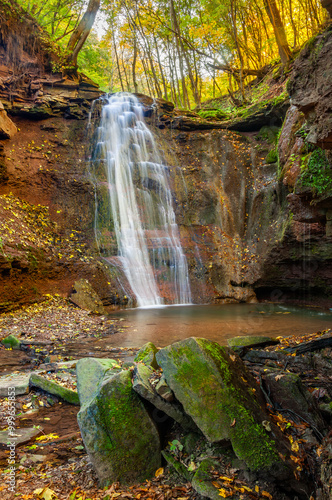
[155,467,164,477]
[230,418,236,427]
[33,487,57,500]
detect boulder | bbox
[156,338,288,477]
[0,102,17,139]
[263,372,326,433]
[132,363,197,431]
[134,342,159,369]
[76,357,121,407]
[77,369,161,486]
[69,279,105,314]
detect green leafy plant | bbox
[169,439,183,453]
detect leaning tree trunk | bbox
[66,0,100,68]
[263,0,292,64]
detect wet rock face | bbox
[287,28,332,149]
[156,126,288,304]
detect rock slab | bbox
[30,373,80,405]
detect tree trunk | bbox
[263,0,292,64]
[66,0,100,67]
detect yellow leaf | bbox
[155,467,164,477]
[291,441,299,452]
[261,490,273,499]
[219,476,233,483]
[33,487,57,499]
[218,488,232,498]
[255,485,259,493]
[36,433,59,442]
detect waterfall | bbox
[90,93,191,308]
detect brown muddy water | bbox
[108,303,332,348]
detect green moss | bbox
[91,370,160,484]
[30,373,80,405]
[266,149,278,164]
[299,148,332,195]
[134,342,159,369]
[197,109,229,121]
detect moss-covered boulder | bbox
[29,373,80,405]
[76,357,121,407]
[134,342,159,369]
[156,337,288,478]
[77,369,161,486]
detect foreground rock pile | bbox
[75,336,331,499]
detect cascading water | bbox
[89,93,191,308]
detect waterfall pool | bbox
[107,303,332,348]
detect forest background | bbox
[15,0,329,109]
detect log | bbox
[286,332,332,355]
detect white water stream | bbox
[91,93,191,307]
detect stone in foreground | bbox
[76,357,121,406]
[134,342,159,369]
[0,427,42,446]
[78,369,161,486]
[156,337,287,477]
[0,372,31,397]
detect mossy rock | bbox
[156,338,287,478]
[30,373,80,405]
[76,357,122,407]
[265,148,278,164]
[134,342,159,369]
[1,335,21,350]
[227,336,279,351]
[77,369,161,487]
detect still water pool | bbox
[108,303,332,348]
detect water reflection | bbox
[108,303,332,348]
